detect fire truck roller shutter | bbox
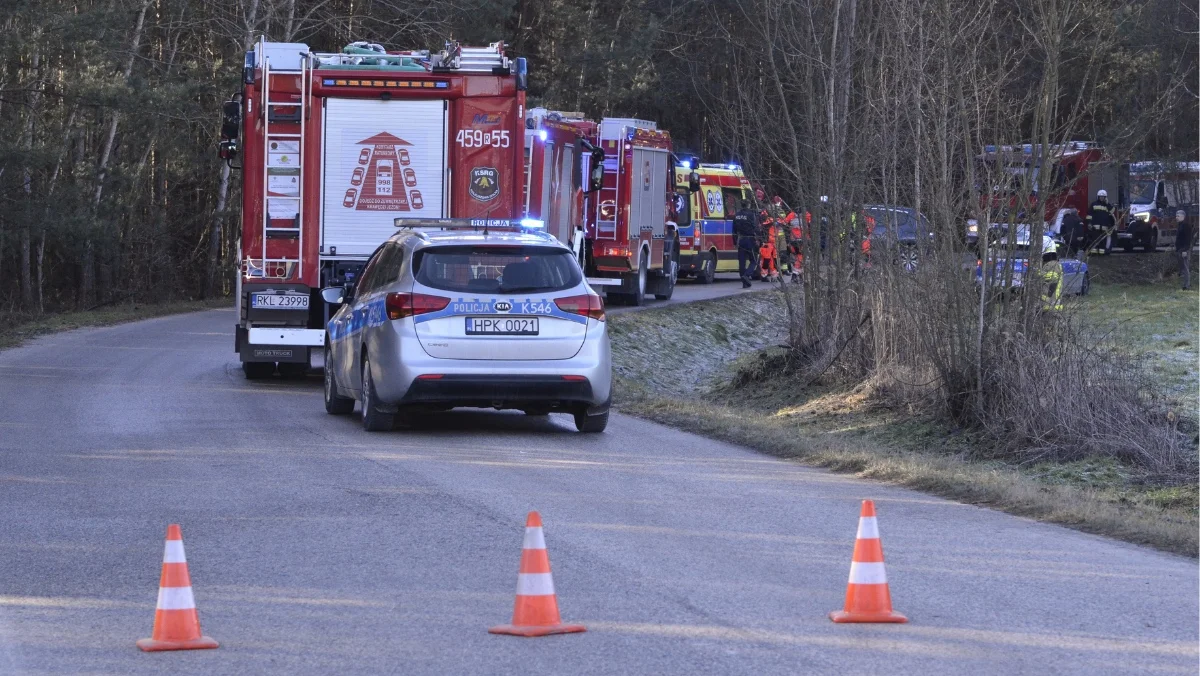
[321,98,447,257]
[630,147,670,252]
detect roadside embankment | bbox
[608,282,1198,556]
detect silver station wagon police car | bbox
[321,220,612,433]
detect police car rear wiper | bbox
[499,286,546,294]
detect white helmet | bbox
[1097,189,1108,198]
[1042,235,1058,257]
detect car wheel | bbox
[698,251,716,284]
[897,245,919,272]
[1079,270,1090,296]
[1145,230,1158,252]
[654,241,679,300]
[1121,241,1134,252]
[360,356,394,432]
[324,344,354,415]
[242,361,274,380]
[630,249,648,306]
[574,409,608,433]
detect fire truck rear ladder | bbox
[258,45,308,280]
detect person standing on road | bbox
[1087,190,1116,254]
[1175,210,1193,291]
[733,198,760,289]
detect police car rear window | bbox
[413,246,582,295]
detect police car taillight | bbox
[386,292,450,320]
[554,294,605,322]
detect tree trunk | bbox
[83,0,152,306]
[19,41,41,309]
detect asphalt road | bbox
[0,308,1196,675]
[607,274,764,315]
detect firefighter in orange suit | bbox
[759,225,779,281]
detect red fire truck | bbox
[218,38,528,378]
[521,108,597,265]
[523,113,679,305]
[968,142,1120,250]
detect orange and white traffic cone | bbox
[137,524,219,651]
[489,512,585,637]
[829,500,907,623]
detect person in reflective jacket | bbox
[1041,237,1064,312]
[1087,189,1115,254]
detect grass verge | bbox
[0,298,232,351]
[609,285,1198,557]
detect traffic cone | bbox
[489,512,585,637]
[137,524,219,651]
[829,500,907,623]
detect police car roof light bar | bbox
[393,217,545,237]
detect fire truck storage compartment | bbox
[321,98,447,257]
[630,147,669,240]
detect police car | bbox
[321,220,612,433]
[975,229,1090,295]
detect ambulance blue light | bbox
[680,160,692,169]
[537,130,547,141]
[728,164,739,170]
[520,219,545,229]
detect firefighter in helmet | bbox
[1041,236,1064,313]
[1086,189,1116,254]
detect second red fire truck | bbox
[523,111,681,305]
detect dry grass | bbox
[610,288,1199,557]
[0,298,232,351]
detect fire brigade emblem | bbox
[469,167,500,202]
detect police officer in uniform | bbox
[733,198,760,288]
[1086,189,1115,254]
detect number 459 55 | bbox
[456,129,510,148]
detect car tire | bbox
[698,251,716,284]
[1079,270,1090,296]
[574,409,608,433]
[1145,230,1158,252]
[897,245,919,272]
[242,361,274,380]
[360,356,394,432]
[629,249,648,307]
[324,346,354,415]
[654,240,679,300]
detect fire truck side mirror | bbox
[588,148,605,193]
[219,139,240,162]
[688,171,701,193]
[221,99,242,141]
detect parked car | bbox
[322,226,612,433]
[862,205,934,272]
[975,228,1089,295]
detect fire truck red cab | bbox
[219,38,528,378]
[969,142,1120,247]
